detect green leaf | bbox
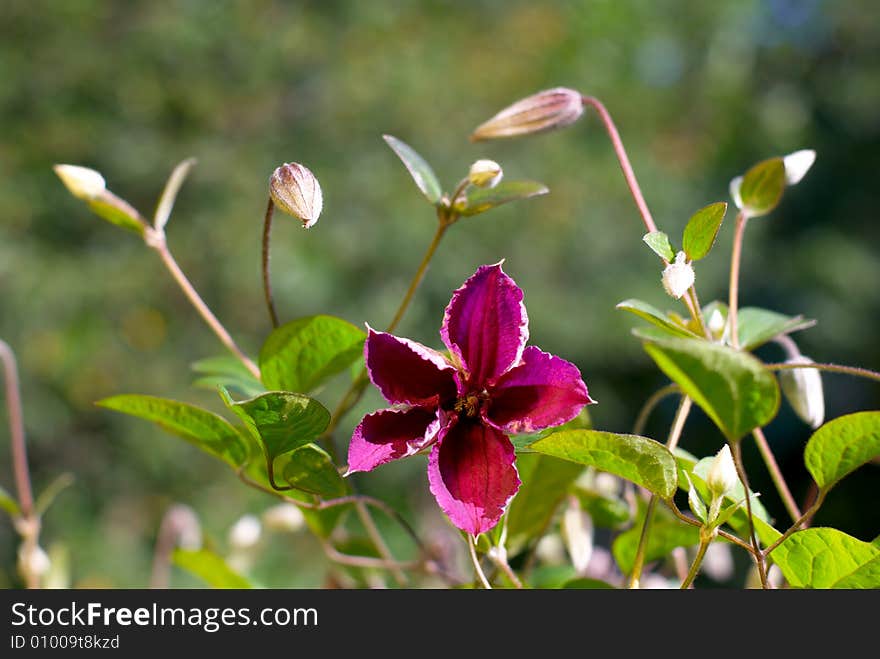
[562,577,617,589]
[616,299,699,339]
[96,394,250,468]
[736,307,815,351]
[512,406,592,451]
[682,202,727,261]
[643,337,780,441]
[172,549,252,589]
[572,488,631,528]
[282,444,348,497]
[803,411,880,492]
[259,315,366,393]
[612,505,701,575]
[0,484,21,517]
[382,134,443,204]
[454,180,549,216]
[191,355,265,398]
[528,430,678,499]
[154,157,197,231]
[505,453,584,554]
[684,473,707,523]
[772,528,880,589]
[219,389,330,466]
[739,157,786,217]
[642,231,675,262]
[87,197,145,235]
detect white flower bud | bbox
[780,355,825,428]
[262,503,305,533]
[228,514,262,550]
[729,175,744,210]
[18,544,51,582]
[783,149,816,186]
[708,308,726,339]
[468,159,503,188]
[562,502,593,575]
[661,251,695,300]
[53,164,106,200]
[706,445,739,498]
[534,533,566,566]
[269,162,323,228]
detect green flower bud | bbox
[269,162,323,228]
[468,159,503,188]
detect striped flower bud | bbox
[470,87,584,141]
[269,162,323,228]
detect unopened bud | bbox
[729,175,744,210]
[708,308,726,339]
[53,164,106,200]
[780,355,825,428]
[269,162,322,228]
[783,149,816,186]
[228,514,262,550]
[661,251,695,299]
[468,159,503,188]
[470,87,584,141]
[18,544,51,581]
[561,500,593,575]
[706,445,738,498]
[262,503,305,533]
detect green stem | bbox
[752,427,801,523]
[680,537,712,589]
[687,285,711,340]
[765,361,880,384]
[632,384,680,436]
[628,396,692,588]
[728,211,748,349]
[261,198,280,328]
[467,535,492,590]
[730,442,768,588]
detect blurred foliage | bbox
[1,0,878,587]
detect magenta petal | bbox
[440,263,528,386]
[485,346,594,434]
[427,420,520,535]
[365,327,457,406]
[347,407,441,474]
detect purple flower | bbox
[347,263,595,535]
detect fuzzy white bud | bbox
[780,355,825,428]
[468,159,503,188]
[661,251,695,300]
[53,164,106,200]
[783,149,816,186]
[706,445,739,498]
[228,514,262,550]
[262,503,305,533]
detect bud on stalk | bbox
[470,87,584,141]
[269,162,323,228]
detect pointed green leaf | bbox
[219,389,330,465]
[259,315,366,393]
[454,180,549,216]
[192,355,265,398]
[804,411,880,492]
[172,549,252,589]
[382,134,443,203]
[739,157,786,217]
[0,484,21,517]
[682,202,727,261]
[642,231,676,262]
[154,158,197,231]
[86,197,145,235]
[771,528,880,589]
[506,453,584,553]
[643,337,780,441]
[616,299,700,339]
[528,430,678,499]
[282,444,348,497]
[736,307,815,351]
[96,394,250,468]
[612,504,700,575]
[684,473,707,523]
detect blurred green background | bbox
[1,0,878,587]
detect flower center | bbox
[454,390,489,418]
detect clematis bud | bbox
[661,251,695,300]
[780,355,825,428]
[783,149,816,186]
[262,503,305,533]
[707,308,726,339]
[269,162,323,228]
[53,164,106,200]
[470,87,584,141]
[706,445,738,498]
[468,159,503,188]
[18,544,51,582]
[729,175,744,210]
[228,514,262,550]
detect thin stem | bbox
[628,396,692,588]
[487,550,524,589]
[728,211,749,349]
[687,286,711,340]
[680,538,711,589]
[763,491,826,558]
[150,504,199,589]
[467,535,492,590]
[152,238,260,380]
[666,500,755,555]
[765,361,880,384]
[321,542,420,572]
[632,383,680,435]
[752,427,801,523]
[731,442,768,588]
[261,198,280,328]
[0,339,34,518]
[355,499,407,587]
[581,96,658,234]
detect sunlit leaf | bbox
[682,202,727,261]
[804,411,880,492]
[86,197,145,235]
[192,355,265,398]
[0,484,20,517]
[643,337,780,441]
[454,180,548,216]
[739,157,786,217]
[282,444,348,497]
[616,299,700,339]
[772,528,880,589]
[612,504,700,575]
[382,134,443,204]
[642,231,675,262]
[172,549,252,589]
[736,307,815,351]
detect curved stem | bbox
[261,198,280,328]
[752,427,801,523]
[152,238,260,380]
[632,383,680,436]
[581,96,658,235]
[687,286,711,339]
[628,396,692,588]
[355,499,407,586]
[765,361,880,384]
[728,212,748,349]
[467,535,492,590]
[763,490,826,558]
[0,339,33,518]
[730,442,768,588]
[680,538,711,589]
[666,500,755,555]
